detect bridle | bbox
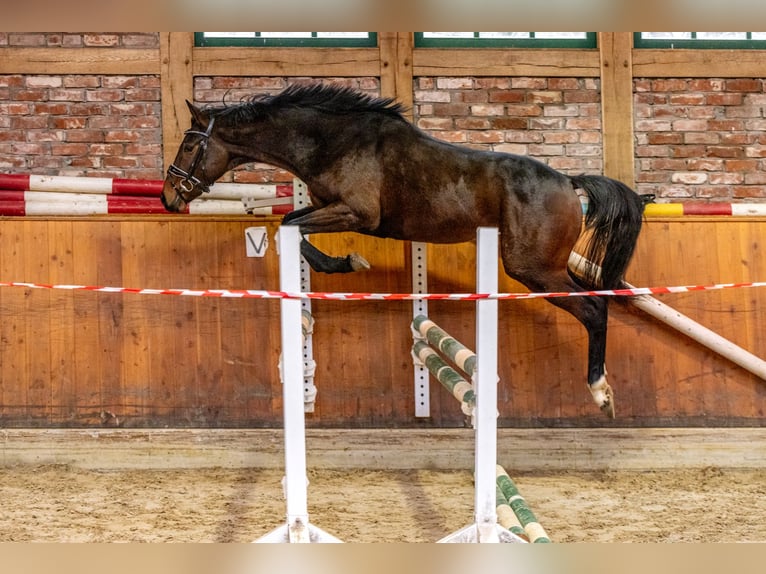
[166,116,216,205]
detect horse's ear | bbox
[186,100,206,125]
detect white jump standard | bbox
[412,227,525,544]
[255,226,341,543]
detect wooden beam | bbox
[192,47,380,77]
[3,428,765,471]
[633,49,766,77]
[413,48,600,77]
[379,32,414,121]
[599,32,635,186]
[0,47,159,75]
[159,32,194,173]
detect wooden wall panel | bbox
[0,217,764,428]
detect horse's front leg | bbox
[299,239,370,274]
[281,204,370,274]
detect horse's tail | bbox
[568,174,644,289]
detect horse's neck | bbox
[230,114,324,180]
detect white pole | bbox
[569,253,766,381]
[278,225,311,542]
[474,227,500,543]
[628,289,766,380]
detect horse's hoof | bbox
[589,377,615,419]
[349,252,370,271]
[600,398,615,419]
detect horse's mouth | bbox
[160,187,187,213]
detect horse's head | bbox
[161,101,229,212]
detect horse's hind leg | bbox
[281,207,370,274]
[513,268,615,418]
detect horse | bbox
[161,83,644,418]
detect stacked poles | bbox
[255,226,341,544]
[0,173,293,215]
[495,465,551,543]
[411,315,476,417]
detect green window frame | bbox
[635,32,766,49]
[414,32,597,48]
[194,32,377,48]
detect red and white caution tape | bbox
[1,280,764,301]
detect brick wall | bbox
[635,78,766,201]
[0,33,162,179]
[414,77,603,176]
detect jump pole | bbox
[568,252,766,381]
[254,225,340,543]
[438,227,524,544]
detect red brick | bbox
[12,116,48,129]
[126,117,161,129]
[543,132,578,144]
[63,76,100,88]
[488,91,525,103]
[468,131,505,144]
[724,159,759,171]
[707,119,744,131]
[720,133,754,146]
[548,78,579,90]
[489,117,527,130]
[705,93,743,106]
[687,159,724,171]
[652,79,688,92]
[66,131,106,143]
[710,173,744,185]
[455,117,492,130]
[684,132,720,144]
[565,118,600,130]
[49,89,85,102]
[105,130,142,143]
[432,103,470,116]
[725,79,762,92]
[647,132,683,145]
[668,94,705,105]
[125,87,159,101]
[14,89,48,101]
[51,117,87,129]
[528,91,562,104]
[733,186,766,198]
[33,103,70,115]
[452,90,488,104]
[689,79,724,91]
[475,78,511,90]
[86,90,124,102]
[563,90,599,103]
[416,118,453,130]
[50,143,89,155]
[708,146,744,158]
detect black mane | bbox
[210,83,408,124]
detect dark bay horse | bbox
[161,83,644,418]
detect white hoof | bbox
[349,252,370,271]
[589,375,615,419]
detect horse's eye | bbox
[183,143,195,153]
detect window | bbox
[194,32,377,47]
[414,32,596,48]
[635,32,766,49]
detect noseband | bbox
[166,116,216,203]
